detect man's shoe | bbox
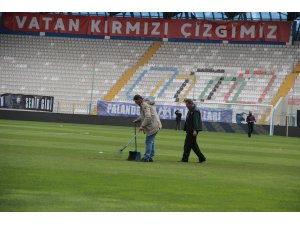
[142,159,150,162]
[199,158,206,163]
[149,159,154,162]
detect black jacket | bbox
[184,105,203,134]
[246,115,256,124]
[175,110,182,122]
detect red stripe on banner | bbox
[3,12,292,42]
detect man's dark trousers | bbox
[248,123,254,137]
[182,133,206,162]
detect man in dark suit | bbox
[179,99,206,163]
[175,109,182,130]
[246,111,256,137]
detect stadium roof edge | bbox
[46,12,300,22]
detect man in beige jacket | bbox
[133,95,162,162]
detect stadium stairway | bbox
[259,61,300,123]
[103,41,163,101]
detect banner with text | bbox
[0,93,54,112]
[97,101,233,123]
[3,12,292,42]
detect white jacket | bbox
[137,101,162,136]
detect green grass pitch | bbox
[0,119,299,212]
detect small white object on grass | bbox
[99,152,104,154]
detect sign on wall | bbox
[97,100,233,123]
[3,13,292,43]
[0,93,54,112]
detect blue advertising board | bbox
[97,101,233,123]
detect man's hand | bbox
[139,127,144,132]
[193,131,198,136]
[133,119,139,123]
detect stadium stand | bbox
[0,12,299,125]
[0,34,152,113]
[118,42,299,100]
[115,41,299,121]
[1,34,299,119]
